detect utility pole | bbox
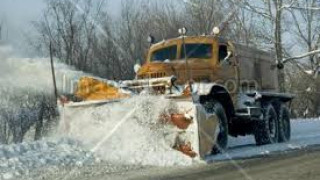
[179,27,193,92]
[50,41,58,103]
[0,24,2,41]
[274,0,285,93]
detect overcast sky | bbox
[0,0,121,54]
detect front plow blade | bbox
[196,105,219,158]
[163,101,219,159]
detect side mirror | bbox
[222,51,233,65]
[134,64,141,74]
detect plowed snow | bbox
[59,95,194,166]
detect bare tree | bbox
[115,0,185,79]
[32,0,106,72]
[286,0,320,70]
[184,0,226,35]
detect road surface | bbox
[85,146,320,180]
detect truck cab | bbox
[137,36,236,86]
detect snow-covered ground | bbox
[207,118,320,161]
[0,138,97,180]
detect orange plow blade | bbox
[75,77,129,101]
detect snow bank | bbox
[0,48,99,179]
[0,138,96,180]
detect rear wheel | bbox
[204,101,228,154]
[254,104,279,145]
[278,105,291,142]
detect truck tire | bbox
[278,105,291,142]
[204,101,228,154]
[254,104,279,145]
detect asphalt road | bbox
[28,146,320,180]
[118,146,320,180]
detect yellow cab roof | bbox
[149,35,221,51]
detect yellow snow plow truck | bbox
[58,28,294,160]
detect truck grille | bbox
[139,72,166,79]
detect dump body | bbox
[234,43,279,92]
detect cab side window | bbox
[219,45,228,62]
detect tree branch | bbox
[283,49,320,63]
[285,6,320,11]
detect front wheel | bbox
[204,101,229,154]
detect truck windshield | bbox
[151,45,177,61]
[181,43,212,59]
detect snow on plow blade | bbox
[58,77,220,160]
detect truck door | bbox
[214,44,238,95]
